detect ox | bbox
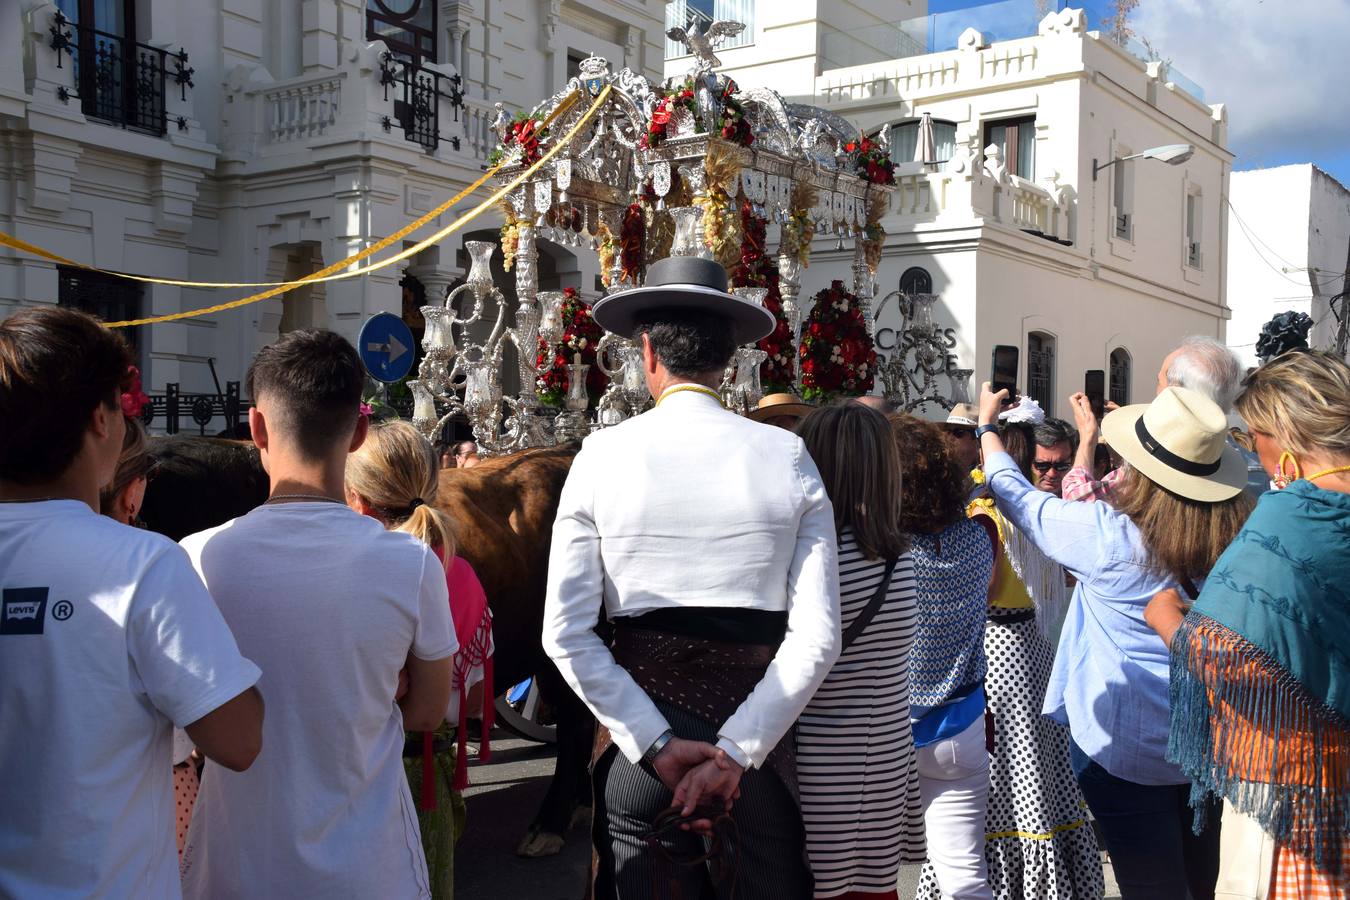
[141,435,589,858]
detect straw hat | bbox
[1100,386,1247,502]
[748,392,814,423]
[944,403,979,428]
[591,256,777,345]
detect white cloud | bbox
[1131,0,1350,169]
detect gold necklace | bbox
[1306,464,1350,482]
[655,384,724,407]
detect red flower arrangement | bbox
[731,199,794,391]
[799,280,877,402]
[487,111,550,166]
[644,81,698,149]
[535,288,608,408]
[718,78,753,148]
[121,366,150,419]
[846,134,895,186]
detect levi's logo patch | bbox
[1,587,49,635]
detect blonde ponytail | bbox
[345,421,457,565]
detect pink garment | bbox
[1061,464,1122,503]
[418,551,493,804]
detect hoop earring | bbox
[1274,451,1301,489]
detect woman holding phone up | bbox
[975,381,1252,900]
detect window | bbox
[1027,331,1055,416]
[899,266,933,295]
[1109,348,1131,407]
[983,115,1035,180]
[891,118,957,168]
[567,50,588,81]
[1113,152,1134,240]
[1186,192,1202,268]
[58,266,142,355]
[366,0,436,64]
[665,0,754,59]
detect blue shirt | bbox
[985,451,1185,785]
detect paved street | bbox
[458,735,1121,899]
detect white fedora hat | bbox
[1100,386,1247,502]
[591,256,777,345]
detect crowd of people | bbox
[1,248,1347,900]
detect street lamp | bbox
[1092,143,1194,180]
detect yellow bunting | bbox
[0,89,583,293]
[97,86,608,328]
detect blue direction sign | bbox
[358,312,416,383]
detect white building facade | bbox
[671,0,1231,417]
[0,0,665,426]
[1225,165,1350,368]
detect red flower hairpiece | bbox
[121,366,150,419]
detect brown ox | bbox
[140,436,588,858]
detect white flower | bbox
[578,338,588,349]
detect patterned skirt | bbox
[918,610,1103,899]
[404,742,468,900]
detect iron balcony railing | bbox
[140,382,245,437]
[378,52,465,153]
[48,11,194,136]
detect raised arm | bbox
[977,383,1108,580]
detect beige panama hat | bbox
[944,403,979,428]
[748,392,814,423]
[1100,386,1248,502]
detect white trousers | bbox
[916,716,993,900]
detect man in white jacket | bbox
[542,256,841,899]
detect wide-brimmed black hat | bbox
[591,256,777,345]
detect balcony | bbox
[46,10,193,136]
[222,41,494,168]
[817,0,1204,102]
[886,150,1073,247]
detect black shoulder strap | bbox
[841,557,900,652]
[1179,576,1201,601]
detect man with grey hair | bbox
[1157,335,1243,412]
[1063,336,1244,502]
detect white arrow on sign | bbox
[366,333,409,365]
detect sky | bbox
[928,0,1350,189]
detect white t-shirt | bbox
[179,502,456,900]
[0,500,261,899]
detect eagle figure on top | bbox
[666,19,746,76]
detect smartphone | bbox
[1085,369,1106,418]
[991,345,1019,403]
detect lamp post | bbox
[1091,143,1194,181]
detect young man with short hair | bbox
[179,328,456,899]
[0,306,263,898]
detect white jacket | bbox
[542,386,842,768]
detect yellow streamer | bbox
[0,89,583,293]
[98,86,608,328]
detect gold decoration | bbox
[862,193,887,275]
[784,181,819,268]
[698,142,743,270]
[500,202,520,273]
[596,221,617,287]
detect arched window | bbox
[1027,331,1056,416]
[899,266,933,295]
[1109,348,1131,407]
[890,118,957,168]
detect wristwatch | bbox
[975,424,999,439]
[640,729,675,769]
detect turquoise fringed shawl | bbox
[1168,480,1350,871]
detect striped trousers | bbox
[592,703,812,900]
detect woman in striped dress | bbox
[796,403,921,900]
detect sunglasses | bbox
[947,428,976,441]
[1032,461,1072,474]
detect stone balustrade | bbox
[263,74,343,144]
